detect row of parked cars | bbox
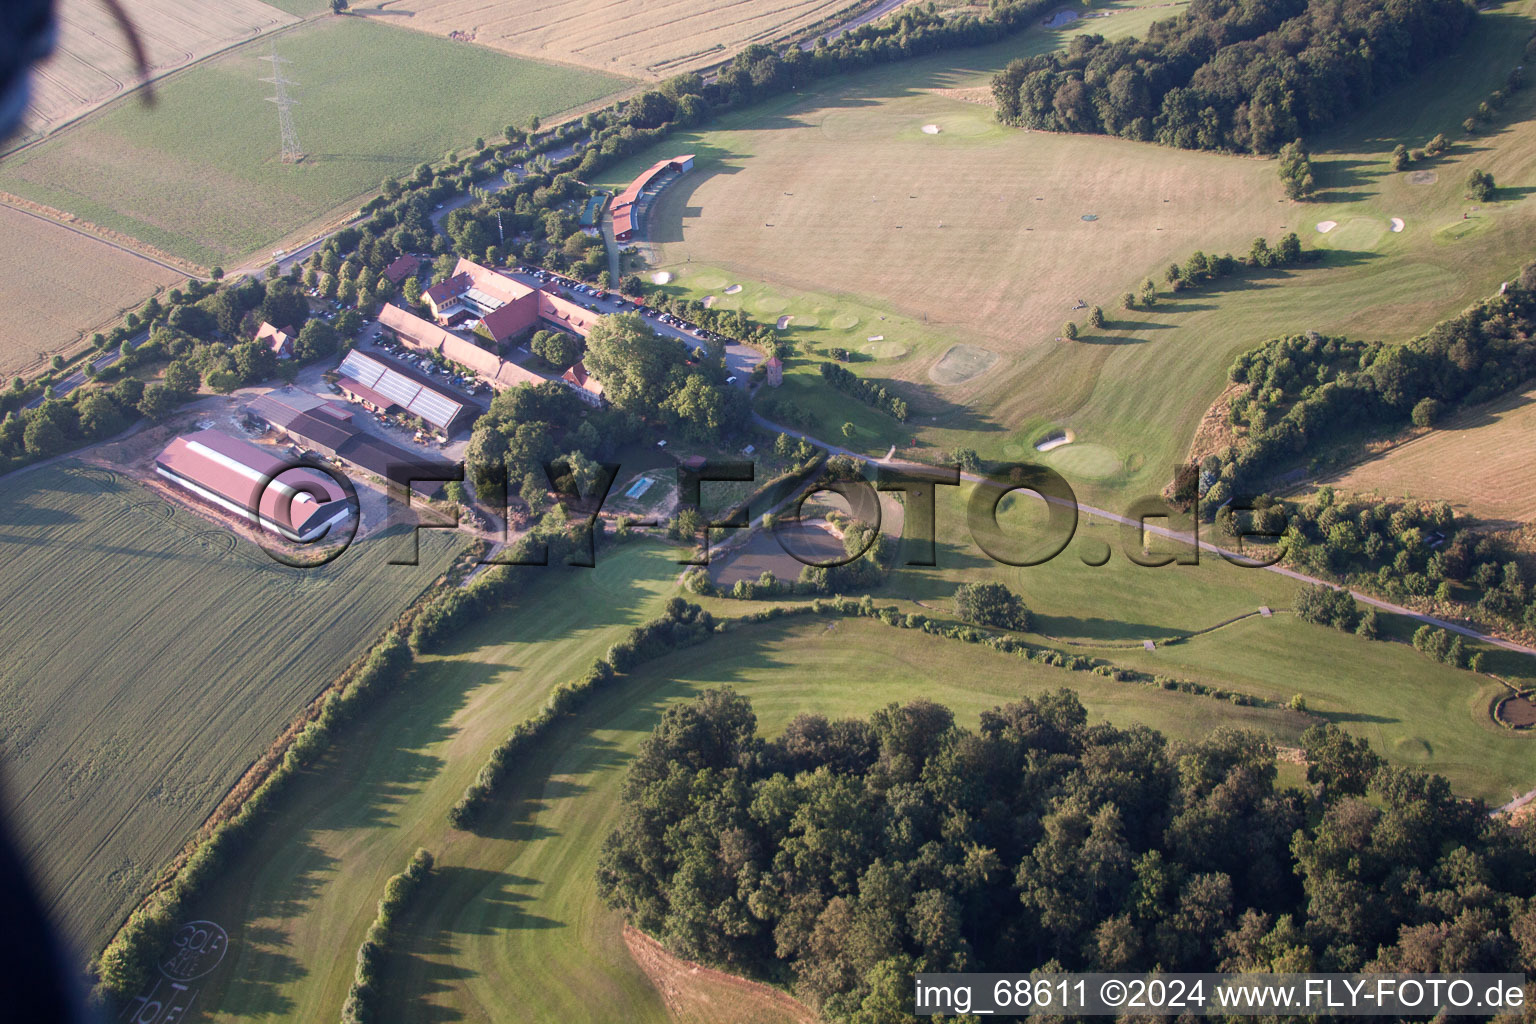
[369,338,493,397]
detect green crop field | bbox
[0,461,463,951]
[608,0,1536,504]
[0,16,630,267]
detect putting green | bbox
[929,343,998,385]
[1316,217,1388,251]
[753,296,790,313]
[692,273,728,290]
[1392,736,1433,761]
[862,341,909,359]
[830,313,860,330]
[795,315,821,328]
[1045,442,1123,481]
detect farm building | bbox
[612,155,694,241]
[561,360,605,406]
[419,258,600,343]
[249,389,446,481]
[336,349,471,434]
[154,429,353,542]
[255,321,296,360]
[377,302,548,390]
[382,254,421,285]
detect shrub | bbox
[953,581,1031,631]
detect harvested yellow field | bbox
[1323,389,1536,525]
[0,206,178,376]
[356,0,857,78]
[17,0,299,139]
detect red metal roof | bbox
[154,429,350,539]
[383,254,421,284]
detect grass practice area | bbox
[0,207,179,376]
[0,462,463,951]
[0,16,629,267]
[13,0,298,141]
[1320,387,1536,525]
[618,0,1536,501]
[354,0,854,79]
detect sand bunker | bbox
[702,295,716,308]
[724,284,742,294]
[776,315,793,329]
[921,124,941,135]
[867,335,885,342]
[929,344,998,386]
[1316,221,1337,233]
[1035,430,1075,452]
[651,271,673,284]
[1390,217,1405,232]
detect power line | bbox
[258,44,303,164]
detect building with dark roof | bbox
[336,349,471,435]
[154,429,353,542]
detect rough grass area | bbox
[1319,387,1536,525]
[0,17,630,267]
[0,207,179,376]
[353,0,855,79]
[13,0,298,141]
[616,0,1536,503]
[0,462,463,950]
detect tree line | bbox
[819,361,910,422]
[598,688,1536,1021]
[991,0,1476,153]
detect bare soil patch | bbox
[623,926,818,1024]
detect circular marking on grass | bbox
[724,283,743,294]
[1392,736,1434,761]
[776,315,793,329]
[928,344,998,385]
[693,274,727,289]
[862,341,909,359]
[1045,442,1122,480]
[795,315,820,328]
[830,313,860,330]
[1081,213,1098,222]
[1408,170,1438,185]
[1315,220,1337,233]
[922,123,941,134]
[1390,217,1405,233]
[160,920,230,982]
[651,271,673,284]
[754,296,790,314]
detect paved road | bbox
[805,0,914,47]
[26,340,131,409]
[752,413,1536,659]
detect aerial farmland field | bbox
[0,16,631,267]
[353,0,858,79]
[1319,388,1536,526]
[0,206,179,376]
[0,460,463,952]
[613,0,1536,501]
[13,0,299,142]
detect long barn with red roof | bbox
[612,155,694,241]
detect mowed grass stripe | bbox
[375,616,1309,1024]
[0,16,631,266]
[0,462,464,951]
[179,542,681,1024]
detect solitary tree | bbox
[840,422,856,439]
[1466,168,1495,202]
[330,0,348,12]
[1121,291,1136,310]
[1391,144,1410,171]
[1062,320,1078,340]
[1277,138,1316,200]
[1088,306,1105,329]
[954,581,1030,631]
